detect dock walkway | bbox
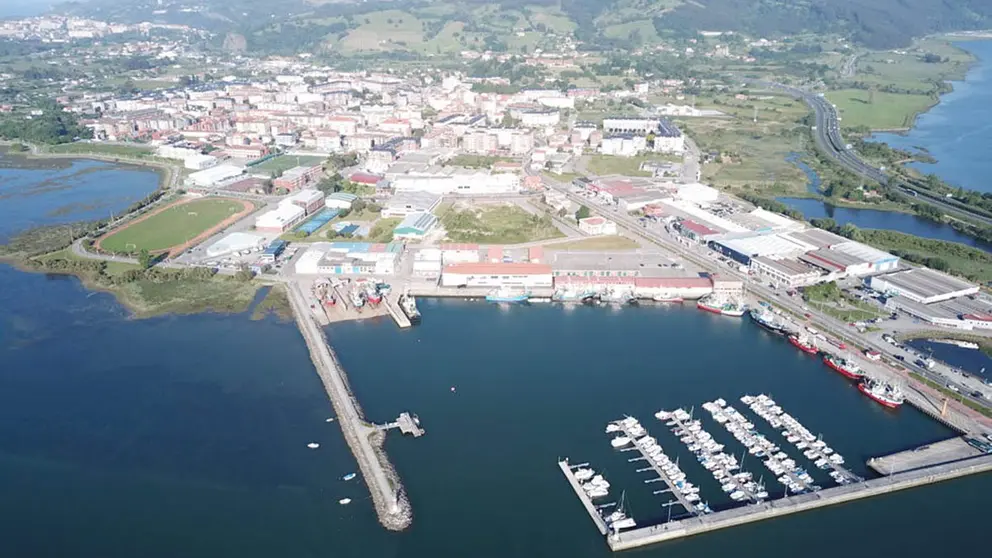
[608,452,992,551]
[618,421,699,516]
[559,459,609,536]
[667,413,762,504]
[287,282,412,531]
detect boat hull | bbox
[858,383,903,408]
[823,356,864,380]
[486,295,529,303]
[788,336,818,355]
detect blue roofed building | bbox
[392,212,438,240]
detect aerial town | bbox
[3,6,992,553]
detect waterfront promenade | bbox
[286,282,412,530]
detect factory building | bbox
[188,164,245,187]
[392,212,438,240]
[412,248,443,278]
[709,234,811,265]
[578,216,619,236]
[548,251,678,278]
[440,243,481,264]
[869,268,979,304]
[204,232,267,258]
[441,263,554,288]
[749,256,823,289]
[294,242,403,275]
[381,191,442,218]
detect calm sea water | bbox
[1,157,991,557]
[871,41,992,193]
[0,153,159,242]
[907,339,991,380]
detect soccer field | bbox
[250,155,326,175]
[100,198,249,253]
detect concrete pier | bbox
[559,459,609,535]
[384,295,412,328]
[868,436,983,475]
[605,451,992,551]
[377,412,425,437]
[287,282,412,531]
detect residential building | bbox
[284,189,326,215]
[578,216,619,236]
[255,203,306,232]
[273,165,323,191]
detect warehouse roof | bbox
[394,212,437,233]
[832,241,898,264]
[444,262,553,275]
[784,228,847,249]
[800,248,868,271]
[714,234,809,258]
[752,256,821,277]
[875,269,977,300]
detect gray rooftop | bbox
[547,251,679,276]
[878,268,977,300]
[785,228,848,249]
[752,256,821,277]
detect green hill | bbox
[55,0,992,52]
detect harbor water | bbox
[870,41,992,194]
[907,339,992,381]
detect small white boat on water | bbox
[605,423,622,433]
[342,473,357,481]
[307,442,320,449]
[574,468,595,481]
[611,436,632,448]
[339,498,352,505]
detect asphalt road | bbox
[760,81,992,228]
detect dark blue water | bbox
[870,41,992,193]
[0,154,159,242]
[907,339,991,380]
[785,152,821,194]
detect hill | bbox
[52,0,992,52]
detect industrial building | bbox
[294,242,403,275]
[392,212,438,240]
[412,248,443,278]
[255,203,306,233]
[884,293,992,330]
[324,192,358,210]
[441,262,554,288]
[869,268,979,304]
[381,191,442,218]
[188,164,245,187]
[439,243,481,264]
[601,117,684,153]
[258,240,287,263]
[390,169,520,195]
[749,256,823,289]
[205,232,267,258]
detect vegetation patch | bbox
[98,198,252,254]
[367,217,403,243]
[585,154,676,177]
[251,284,293,321]
[857,229,992,283]
[442,204,564,244]
[251,154,325,176]
[803,281,886,322]
[825,89,935,130]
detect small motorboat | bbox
[343,473,357,481]
[307,442,320,449]
[339,498,352,505]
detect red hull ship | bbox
[788,334,818,355]
[858,379,904,409]
[823,354,865,380]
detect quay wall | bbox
[287,283,412,530]
[609,453,992,551]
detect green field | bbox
[442,205,564,244]
[251,155,325,175]
[101,198,247,253]
[825,89,935,130]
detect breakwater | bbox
[286,282,411,530]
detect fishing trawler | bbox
[858,377,905,408]
[697,294,746,317]
[823,354,865,380]
[485,287,530,303]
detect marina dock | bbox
[868,436,984,475]
[617,421,699,516]
[384,295,412,328]
[607,451,992,551]
[558,459,609,535]
[377,412,425,437]
[286,282,413,531]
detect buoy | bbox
[450,386,456,393]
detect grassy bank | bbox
[545,236,640,251]
[825,89,936,130]
[251,284,293,321]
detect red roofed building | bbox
[441,263,553,288]
[677,219,719,242]
[487,246,504,262]
[349,172,383,186]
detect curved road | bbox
[761,82,992,228]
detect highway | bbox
[538,173,992,419]
[759,81,992,229]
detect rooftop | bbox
[877,268,978,300]
[444,262,553,275]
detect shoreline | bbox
[0,141,181,191]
